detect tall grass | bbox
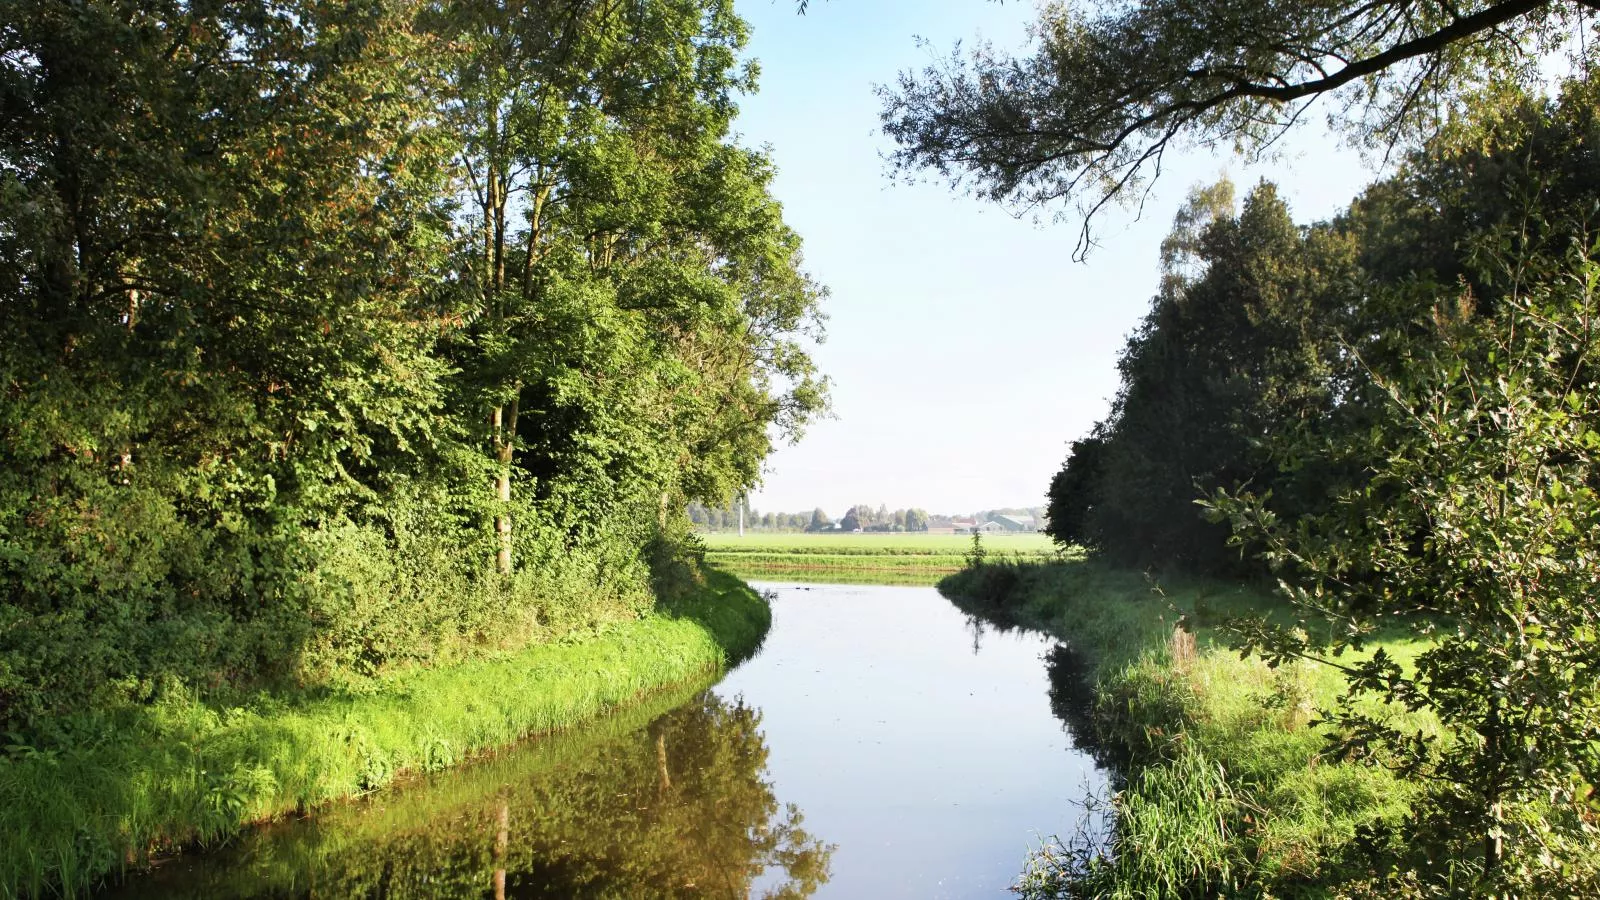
[941,559,1433,897]
[0,570,769,899]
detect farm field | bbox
[703,532,1057,555]
[703,532,1060,583]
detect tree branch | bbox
[1208,0,1546,104]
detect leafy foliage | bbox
[1214,232,1600,894]
[879,0,1600,254]
[1037,77,1600,891]
[1046,178,1355,571]
[0,0,826,739]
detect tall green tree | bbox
[0,0,460,725]
[1203,80,1600,892]
[0,0,827,733]
[1049,179,1356,570]
[438,0,826,572]
[1043,437,1105,549]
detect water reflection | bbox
[105,688,833,899]
[723,584,1106,897]
[958,610,1120,871]
[965,613,1125,773]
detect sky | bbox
[729,0,1383,517]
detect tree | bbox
[1190,82,1600,890]
[0,0,461,725]
[439,0,828,570]
[839,506,862,532]
[807,508,832,532]
[879,0,1600,255]
[1055,179,1356,570]
[1044,437,1106,549]
[905,508,930,532]
[1213,239,1600,891]
[1014,79,1600,894]
[0,0,829,734]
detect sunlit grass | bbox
[704,532,1060,585]
[942,559,1432,897]
[702,532,1058,555]
[0,571,769,899]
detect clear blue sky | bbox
[732,0,1380,517]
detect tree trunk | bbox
[1482,693,1504,884]
[493,397,519,574]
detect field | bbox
[703,532,1060,583]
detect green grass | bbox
[704,532,1059,584]
[733,567,965,587]
[101,677,786,898]
[941,558,1435,898]
[703,531,1057,555]
[0,569,770,900]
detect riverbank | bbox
[0,569,770,899]
[940,559,1434,897]
[99,677,796,899]
[705,532,1057,584]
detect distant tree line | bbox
[974,508,1046,527]
[690,501,1047,533]
[688,500,932,533]
[837,503,929,532]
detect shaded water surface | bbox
[104,582,1103,898]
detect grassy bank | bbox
[105,677,819,899]
[705,532,1057,584]
[0,570,769,899]
[940,559,1434,898]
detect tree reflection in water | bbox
[964,613,1116,768]
[104,687,833,899]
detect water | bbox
[103,582,1105,898]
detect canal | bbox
[105,581,1105,898]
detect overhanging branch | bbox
[1211,0,1547,104]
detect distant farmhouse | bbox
[951,514,1038,534]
